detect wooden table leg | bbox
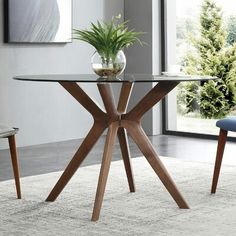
[46,82,107,202]
[123,120,189,209]
[92,123,118,221]
[124,81,179,121]
[91,83,135,220]
[117,82,133,114]
[122,81,189,209]
[47,80,189,221]
[46,122,106,201]
[117,83,135,192]
[118,128,135,192]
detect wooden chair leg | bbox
[8,135,21,199]
[211,129,228,194]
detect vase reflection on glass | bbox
[91,50,126,78]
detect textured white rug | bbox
[1,156,236,236]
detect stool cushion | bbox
[216,117,236,132]
[0,124,18,138]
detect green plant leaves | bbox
[73,17,143,59]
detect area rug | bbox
[1,156,236,236]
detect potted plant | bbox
[73,15,143,77]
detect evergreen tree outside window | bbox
[183,0,236,119]
[165,0,236,136]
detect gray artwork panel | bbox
[7,0,71,43]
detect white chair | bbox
[0,124,21,199]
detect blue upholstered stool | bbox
[0,124,21,199]
[211,117,236,193]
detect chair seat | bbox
[0,124,18,138]
[216,117,236,132]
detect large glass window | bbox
[165,0,236,137]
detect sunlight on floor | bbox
[177,116,236,137]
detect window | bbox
[163,0,236,138]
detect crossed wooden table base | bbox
[45,81,189,221]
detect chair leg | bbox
[8,135,21,199]
[211,129,228,194]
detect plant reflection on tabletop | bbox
[73,14,144,78]
[96,74,136,83]
[96,76,122,82]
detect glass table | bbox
[14,74,217,221]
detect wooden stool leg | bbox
[211,129,228,194]
[8,135,21,199]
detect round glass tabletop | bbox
[14,74,218,83]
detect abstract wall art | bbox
[4,0,72,43]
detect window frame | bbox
[160,0,236,141]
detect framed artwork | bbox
[4,0,72,43]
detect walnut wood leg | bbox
[124,81,179,121]
[123,121,189,209]
[211,129,228,194]
[59,82,106,119]
[8,135,21,199]
[118,128,135,192]
[117,83,135,192]
[122,81,189,209]
[46,122,106,201]
[49,80,189,220]
[117,82,133,114]
[46,82,108,202]
[92,123,118,221]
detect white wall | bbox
[152,0,162,134]
[124,0,162,135]
[0,0,123,149]
[166,0,177,130]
